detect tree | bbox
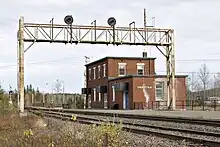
[197,63,211,101]
[36,87,40,93]
[0,84,4,100]
[53,79,64,93]
[187,72,202,92]
[213,73,220,88]
[197,63,211,90]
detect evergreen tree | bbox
[26,85,29,92]
[29,84,33,92]
[0,84,4,100]
[36,87,39,93]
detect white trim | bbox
[123,92,126,109]
[137,64,144,75]
[98,65,101,79]
[137,63,145,66]
[112,85,115,102]
[98,92,101,101]
[155,81,164,101]
[103,64,106,77]
[88,68,91,80]
[93,88,96,102]
[118,63,126,76]
[93,67,96,79]
[118,63,127,65]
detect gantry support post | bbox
[18,16,25,113]
[166,46,170,109]
[166,30,176,110]
[171,30,176,110]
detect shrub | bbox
[0,111,128,147]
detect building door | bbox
[103,93,108,109]
[123,91,129,109]
[88,94,91,109]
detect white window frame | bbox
[137,63,145,75]
[98,92,101,102]
[112,85,115,102]
[103,64,106,77]
[98,65,101,79]
[155,81,164,101]
[118,63,126,76]
[88,68,91,80]
[93,67,96,80]
[93,88,96,102]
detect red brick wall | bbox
[107,58,155,77]
[108,77,133,109]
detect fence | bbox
[133,100,220,111]
[6,92,84,109]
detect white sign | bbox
[137,86,152,89]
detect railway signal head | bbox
[107,17,116,27]
[64,15,74,25]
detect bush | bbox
[0,112,128,147]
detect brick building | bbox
[82,53,187,110]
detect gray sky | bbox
[0,0,220,92]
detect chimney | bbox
[142,52,147,58]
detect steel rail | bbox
[35,110,220,138]
[27,107,220,127]
[31,110,220,147]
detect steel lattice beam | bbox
[17,16,176,113]
[22,23,173,46]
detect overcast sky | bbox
[0,0,220,93]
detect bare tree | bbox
[187,72,202,92]
[187,72,202,100]
[197,63,211,90]
[197,63,211,101]
[213,73,220,88]
[53,79,64,93]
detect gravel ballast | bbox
[42,117,208,147]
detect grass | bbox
[0,107,130,147]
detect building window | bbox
[88,68,91,80]
[103,64,106,77]
[93,88,96,102]
[112,85,115,102]
[137,63,145,75]
[118,63,126,76]
[98,92,101,101]
[88,94,91,108]
[155,81,164,101]
[104,93,107,109]
[98,65,101,79]
[93,67,96,79]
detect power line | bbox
[176,59,220,62]
[1,56,220,69]
[0,56,99,69]
[156,71,220,75]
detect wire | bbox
[0,56,96,70]
[176,59,220,62]
[1,55,220,75]
[156,71,220,75]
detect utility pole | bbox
[9,85,13,105]
[84,56,90,109]
[18,16,25,113]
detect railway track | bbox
[27,106,220,127]
[30,109,220,147]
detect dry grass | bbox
[0,108,129,147]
